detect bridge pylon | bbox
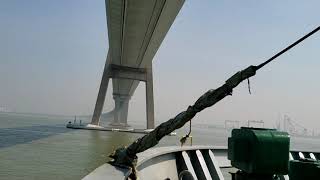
[90,60,155,129]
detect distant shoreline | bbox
[1,112,319,139]
[0,111,73,118]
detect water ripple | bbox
[0,125,71,148]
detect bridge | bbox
[89,0,185,129]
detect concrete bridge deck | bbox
[90,0,185,129]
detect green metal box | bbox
[289,159,320,180]
[228,127,290,174]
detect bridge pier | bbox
[109,94,130,127]
[90,63,155,129]
[91,58,110,126]
[146,65,155,129]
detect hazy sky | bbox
[1,0,320,130]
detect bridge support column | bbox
[110,94,130,127]
[91,60,110,126]
[120,97,130,126]
[112,96,121,125]
[146,65,155,129]
[91,62,155,129]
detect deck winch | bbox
[228,127,290,180]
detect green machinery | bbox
[289,158,320,180]
[228,127,320,180]
[228,127,290,180]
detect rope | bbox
[247,78,251,94]
[256,26,320,70]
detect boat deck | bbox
[83,146,320,180]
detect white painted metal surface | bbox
[208,149,225,179]
[310,152,317,160]
[181,151,198,180]
[83,146,229,180]
[137,153,179,180]
[83,146,320,180]
[195,150,212,180]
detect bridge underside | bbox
[91,0,185,129]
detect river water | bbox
[1,113,320,180]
